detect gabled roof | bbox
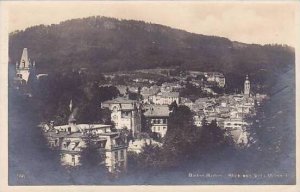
[102,97,138,104]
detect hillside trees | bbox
[9,16,294,94]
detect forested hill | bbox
[9,16,294,76]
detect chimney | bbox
[50,120,54,129]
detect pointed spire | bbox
[20,48,30,69]
[69,99,73,112]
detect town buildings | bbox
[204,72,226,87]
[140,86,160,104]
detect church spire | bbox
[15,48,34,83]
[20,48,31,69]
[244,75,250,96]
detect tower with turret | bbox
[15,48,35,83]
[244,75,250,96]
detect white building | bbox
[102,97,142,136]
[44,121,128,173]
[140,86,160,104]
[205,72,226,87]
[244,75,251,96]
[144,105,170,138]
[151,92,180,105]
[128,138,162,153]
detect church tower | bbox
[16,48,35,83]
[244,75,250,96]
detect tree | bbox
[163,105,198,165]
[8,88,68,185]
[198,119,228,150]
[168,100,178,111]
[80,135,106,169]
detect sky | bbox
[5,1,298,46]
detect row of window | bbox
[152,126,166,132]
[151,119,167,124]
[225,123,246,126]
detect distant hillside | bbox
[9,16,295,90]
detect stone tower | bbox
[244,75,250,96]
[16,48,35,83]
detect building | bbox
[128,138,162,153]
[15,48,35,84]
[181,97,194,109]
[44,119,128,173]
[151,92,180,105]
[244,75,251,96]
[205,72,226,87]
[144,105,170,138]
[140,86,160,104]
[160,82,183,92]
[102,97,142,136]
[193,115,203,127]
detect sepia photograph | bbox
[0,0,299,191]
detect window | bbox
[120,161,125,170]
[113,106,118,112]
[115,151,118,161]
[72,155,75,163]
[121,111,130,118]
[120,150,124,159]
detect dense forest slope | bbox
[9,16,294,89]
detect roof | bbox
[141,89,159,96]
[158,92,179,98]
[76,124,111,130]
[102,97,137,104]
[144,105,170,117]
[44,130,86,138]
[13,77,23,81]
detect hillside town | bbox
[12,48,268,176]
